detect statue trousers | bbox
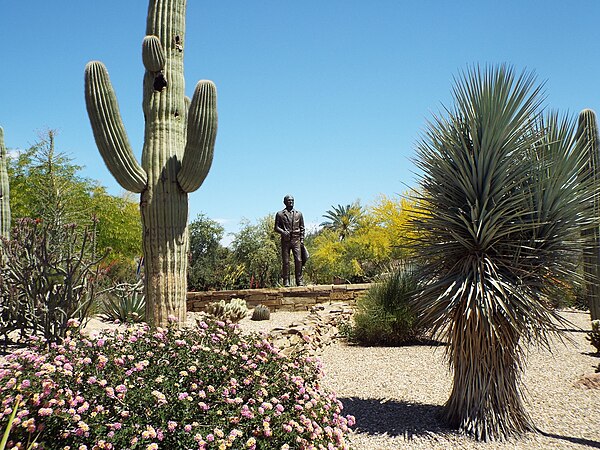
[281,237,303,285]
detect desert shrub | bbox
[205,298,248,323]
[344,266,425,346]
[0,218,107,348]
[0,317,354,449]
[99,280,145,323]
[588,320,600,354]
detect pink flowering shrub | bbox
[0,318,354,449]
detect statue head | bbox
[283,195,294,210]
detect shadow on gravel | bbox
[538,430,600,448]
[339,397,452,438]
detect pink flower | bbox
[241,405,254,419]
[38,407,53,416]
[167,421,177,432]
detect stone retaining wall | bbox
[187,284,370,312]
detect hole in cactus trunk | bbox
[153,73,167,92]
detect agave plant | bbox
[410,65,595,441]
[100,280,146,323]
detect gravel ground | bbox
[235,308,600,449]
[316,309,600,450]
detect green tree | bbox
[8,131,143,282]
[90,187,142,282]
[91,188,141,260]
[8,130,96,228]
[320,202,363,241]
[410,65,593,440]
[187,213,231,291]
[306,196,418,284]
[231,216,280,288]
[369,194,418,260]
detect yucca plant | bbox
[410,65,595,441]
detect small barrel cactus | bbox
[251,304,271,321]
[206,298,248,323]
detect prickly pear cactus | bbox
[84,0,217,326]
[0,127,10,238]
[577,109,600,321]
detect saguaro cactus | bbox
[0,127,10,238]
[84,0,217,326]
[577,109,600,320]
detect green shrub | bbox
[344,266,425,346]
[99,280,145,323]
[0,318,354,449]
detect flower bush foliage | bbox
[0,318,354,449]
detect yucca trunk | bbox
[445,306,533,440]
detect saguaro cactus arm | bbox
[142,35,166,72]
[177,80,218,193]
[84,61,148,193]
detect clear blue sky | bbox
[2,1,599,241]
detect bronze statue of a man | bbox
[274,195,305,287]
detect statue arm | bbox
[274,212,284,235]
[300,212,305,241]
[274,212,291,238]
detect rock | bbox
[574,373,600,389]
[264,302,353,357]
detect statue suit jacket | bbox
[274,208,305,241]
